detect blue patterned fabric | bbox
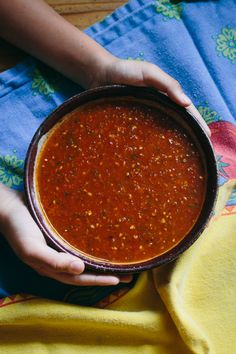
[0,0,235,304]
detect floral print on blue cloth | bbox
[29,64,73,99]
[0,154,24,189]
[155,0,182,20]
[30,67,56,97]
[197,103,221,125]
[215,27,236,63]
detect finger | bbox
[109,60,190,107]
[71,273,120,286]
[23,242,85,274]
[141,64,211,136]
[157,91,211,137]
[142,63,191,107]
[35,268,121,286]
[186,103,211,137]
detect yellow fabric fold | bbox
[154,180,236,354]
[0,182,235,354]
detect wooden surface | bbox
[0,0,127,72]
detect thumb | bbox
[22,241,85,274]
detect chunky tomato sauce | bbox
[36,99,206,263]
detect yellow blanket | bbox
[0,182,235,354]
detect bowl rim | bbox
[24,84,218,274]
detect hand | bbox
[0,185,131,286]
[90,58,211,136]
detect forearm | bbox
[0,0,114,88]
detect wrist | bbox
[85,53,119,89]
[68,38,118,89]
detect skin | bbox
[0,0,211,287]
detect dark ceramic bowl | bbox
[25,85,218,274]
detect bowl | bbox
[25,85,218,274]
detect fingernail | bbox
[109,277,120,285]
[181,93,191,105]
[70,260,84,273]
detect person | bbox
[0,0,210,288]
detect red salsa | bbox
[36,99,206,263]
